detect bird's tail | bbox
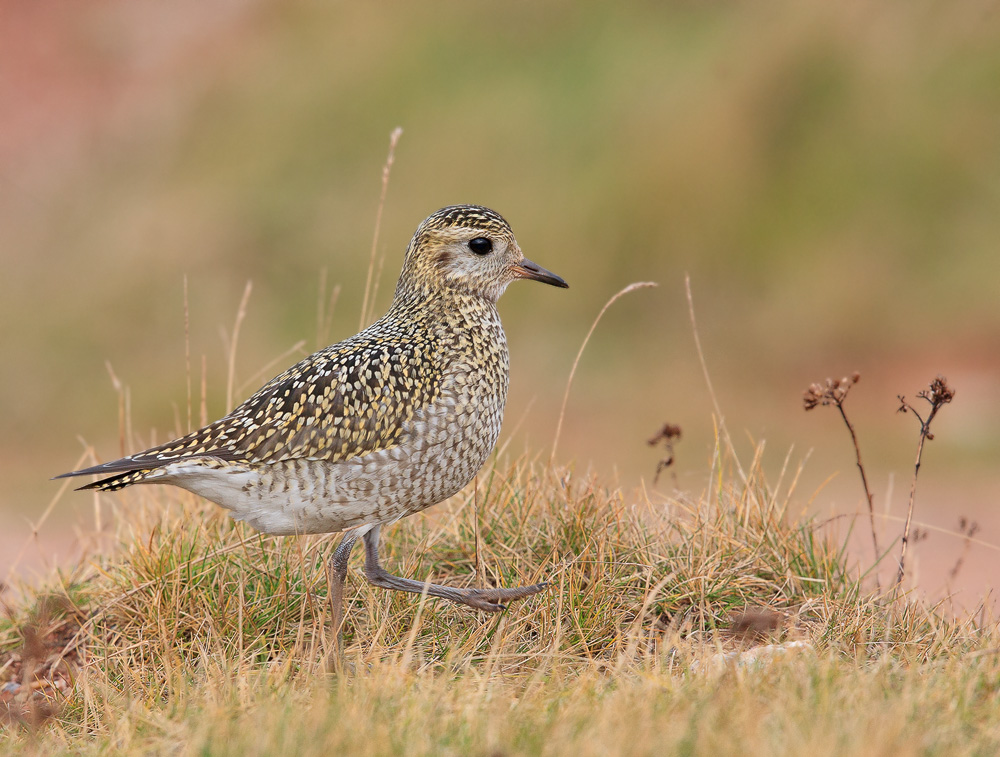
[53,459,161,492]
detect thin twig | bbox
[360,127,403,330]
[6,450,92,583]
[183,275,192,433]
[200,354,208,427]
[894,376,955,588]
[866,512,1000,553]
[835,401,880,575]
[317,267,328,351]
[105,361,125,458]
[550,281,657,464]
[949,518,980,583]
[367,246,389,329]
[224,280,253,412]
[236,340,308,397]
[896,431,928,590]
[685,275,746,484]
[316,267,342,350]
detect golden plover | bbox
[57,204,568,634]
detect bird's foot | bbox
[361,526,548,612]
[450,581,549,612]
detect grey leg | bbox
[327,528,360,654]
[361,525,547,612]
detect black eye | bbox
[468,237,493,255]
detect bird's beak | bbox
[510,258,569,288]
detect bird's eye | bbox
[468,237,493,255]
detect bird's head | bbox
[396,205,568,304]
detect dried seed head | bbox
[648,422,682,485]
[803,383,824,411]
[803,372,858,410]
[647,423,682,446]
[901,375,956,424]
[928,375,956,406]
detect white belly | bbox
[158,393,502,536]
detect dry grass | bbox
[2,444,997,755]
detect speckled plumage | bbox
[57,205,568,544]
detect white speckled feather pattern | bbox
[56,205,566,542]
[159,302,509,534]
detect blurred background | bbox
[3,0,999,606]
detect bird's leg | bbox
[327,528,360,661]
[361,525,547,612]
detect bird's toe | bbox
[459,581,549,612]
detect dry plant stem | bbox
[316,269,341,350]
[236,340,307,397]
[359,127,403,330]
[835,402,881,579]
[8,450,90,582]
[895,410,943,589]
[685,275,746,484]
[316,267,328,350]
[225,280,253,412]
[550,281,657,464]
[895,434,928,589]
[200,354,208,427]
[125,384,133,453]
[894,378,955,589]
[949,520,979,582]
[105,361,126,457]
[183,275,192,433]
[871,514,996,552]
[323,285,341,347]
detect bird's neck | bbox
[387,283,499,326]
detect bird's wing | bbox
[56,330,442,484]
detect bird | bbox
[56,204,568,642]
